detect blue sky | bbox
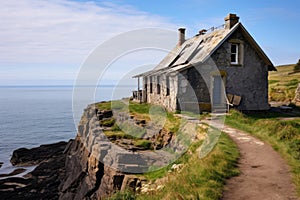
[1,0,299,85]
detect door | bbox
[212,76,224,106]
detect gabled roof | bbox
[133,22,275,78]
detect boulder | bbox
[10,141,68,166]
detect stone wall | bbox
[177,67,211,112]
[211,29,270,110]
[146,74,178,111]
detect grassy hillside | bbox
[269,64,300,102]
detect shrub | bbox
[294,59,300,72]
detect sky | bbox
[1,0,300,85]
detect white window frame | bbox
[231,43,239,65]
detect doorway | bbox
[212,75,225,106]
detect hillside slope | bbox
[269,64,300,102]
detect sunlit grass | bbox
[269,64,300,102]
[225,109,300,195]
[108,133,240,200]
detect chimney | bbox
[224,13,239,29]
[178,28,186,46]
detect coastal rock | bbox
[0,141,69,200]
[11,141,68,166]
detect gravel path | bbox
[220,125,299,200]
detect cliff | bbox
[58,104,127,199]
[58,102,188,199]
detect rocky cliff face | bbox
[59,103,194,199]
[59,105,135,199]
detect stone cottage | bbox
[133,14,276,112]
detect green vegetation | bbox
[133,140,152,149]
[101,118,116,127]
[118,121,146,138]
[97,100,240,199]
[104,130,135,141]
[269,64,300,101]
[96,101,181,150]
[285,79,299,87]
[225,109,300,194]
[107,190,136,200]
[98,100,181,134]
[294,59,300,72]
[129,102,150,114]
[108,133,240,200]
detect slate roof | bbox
[133,22,275,78]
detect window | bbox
[231,44,239,64]
[166,76,170,96]
[157,76,161,94]
[144,77,147,93]
[150,76,153,93]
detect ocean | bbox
[0,85,134,176]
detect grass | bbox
[133,140,152,149]
[98,101,181,138]
[107,133,240,200]
[101,118,116,127]
[104,130,135,140]
[117,121,146,138]
[269,64,300,102]
[97,101,181,151]
[225,109,300,195]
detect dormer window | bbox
[231,44,239,64]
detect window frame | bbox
[230,43,239,65]
[229,39,244,66]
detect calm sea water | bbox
[0,85,134,175]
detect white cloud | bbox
[0,0,176,64]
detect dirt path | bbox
[220,124,299,200]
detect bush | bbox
[294,59,300,72]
